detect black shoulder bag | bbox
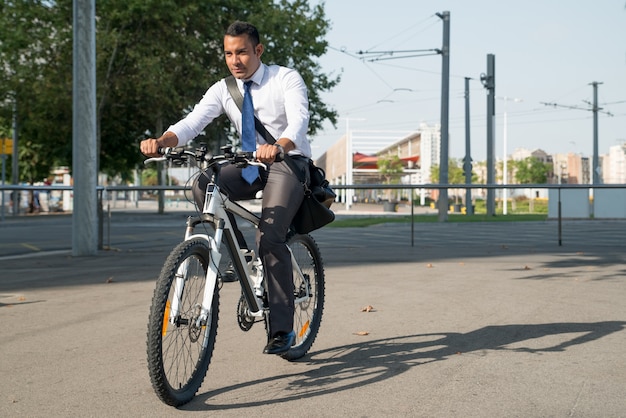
[225,76,336,234]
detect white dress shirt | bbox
[167,63,312,158]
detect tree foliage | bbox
[0,0,73,183]
[377,154,404,185]
[0,0,339,183]
[430,158,477,184]
[512,156,550,184]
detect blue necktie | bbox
[241,81,259,184]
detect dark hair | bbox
[225,21,260,46]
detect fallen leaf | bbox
[361,305,375,312]
[426,263,433,268]
[18,296,26,301]
[353,331,370,336]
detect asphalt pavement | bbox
[1,207,626,417]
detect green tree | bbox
[430,158,478,183]
[513,157,550,184]
[377,154,403,201]
[0,0,339,183]
[430,158,478,204]
[0,0,72,183]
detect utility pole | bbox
[541,81,612,186]
[436,11,450,222]
[344,118,365,211]
[481,54,496,216]
[463,77,473,215]
[353,13,449,219]
[72,0,98,255]
[497,96,523,215]
[591,81,601,185]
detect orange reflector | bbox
[298,320,310,338]
[162,300,171,336]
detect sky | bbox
[308,0,626,162]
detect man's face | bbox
[224,34,263,80]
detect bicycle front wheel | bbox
[282,233,325,361]
[146,238,219,407]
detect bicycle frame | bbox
[152,147,310,345]
[169,185,265,334]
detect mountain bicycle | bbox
[144,144,325,407]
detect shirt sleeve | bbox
[279,69,311,152]
[166,83,225,146]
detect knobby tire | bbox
[281,233,325,361]
[146,238,219,407]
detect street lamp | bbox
[345,118,365,211]
[497,96,522,215]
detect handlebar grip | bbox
[251,150,283,162]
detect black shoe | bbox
[222,251,254,283]
[263,331,295,355]
[222,262,238,282]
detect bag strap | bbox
[225,75,276,145]
[224,75,309,186]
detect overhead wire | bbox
[325,13,625,143]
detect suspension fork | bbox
[198,220,223,325]
[167,203,224,329]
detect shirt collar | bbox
[243,63,265,87]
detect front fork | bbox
[166,219,223,349]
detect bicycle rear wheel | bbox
[281,233,325,361]
[146,238,219,406]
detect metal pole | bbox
[503,106,508,215]
[1,154,5,221]
[11,100,18,215]
[345,118,352,211]
[410,196,414,247]
[98,188,103,250]
[591,81,601,186]
[497,96,522,216]
[558,187,562,246]
[483,54,496,216]
[463,77,473,215]
[72,0,98,255]
[590,81,602,218]
[436,11,450,222]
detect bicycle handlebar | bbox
[143,144,282,170]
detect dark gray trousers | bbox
[192,158,307,337]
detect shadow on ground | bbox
[185,320,626,411]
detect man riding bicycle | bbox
[140,21,311,355]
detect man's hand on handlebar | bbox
[256,144,287,164]
[255,143,282,164]
[140,138,162,157]
[140,132,179,157]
